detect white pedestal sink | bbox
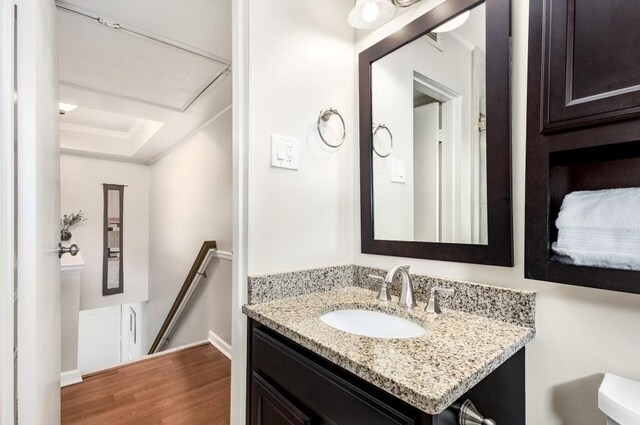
[319,309,427,339]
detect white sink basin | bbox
[319,309,427,339]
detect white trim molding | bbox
[60,370,83,388]
[208,331,232,360]
[231,0,249,422]
[213,249,233,262]
[82,339,209,377]
[0,1,15,423]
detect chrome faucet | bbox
[384,265,417,309]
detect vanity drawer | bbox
[250,326,431,425]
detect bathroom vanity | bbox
[247,319,524,425]
[244,267,536,425]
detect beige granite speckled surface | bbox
[243,286,535,415]
[248,265,536,328]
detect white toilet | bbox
[599,374,640,425]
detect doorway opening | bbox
[56,0,234,422]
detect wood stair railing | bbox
[148,240,218,354]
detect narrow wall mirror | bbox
[103,184,124,295]
[359,0,512,266]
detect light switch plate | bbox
[390,159,406,183]
[271,134,299,170]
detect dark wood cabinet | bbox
[246,320,526,425]
[251,373,312,425]
[541,0,640,133]
[526,0,640,293]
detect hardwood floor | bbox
[61,343,230,425]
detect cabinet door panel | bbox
[252,328,426,425]
[543,0,640,132]
[251,373,311,425]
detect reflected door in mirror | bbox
[371,3,487,245]
[103,184,124,295]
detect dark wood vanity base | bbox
[247,320,525,425]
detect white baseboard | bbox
[82,339,209,377]
[208,330,232,359]
[69,336,229,383]
[60,369,83,388]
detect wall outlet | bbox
[390,159,406,183]
[271,134,299,170]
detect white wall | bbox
[354,2,640,424]
[77,305,121,373]
[60,155,150,310]
[246,0,356,275]
[148,107,233,349]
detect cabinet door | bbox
[542,0,640,132]
[251,373,311,425]
[252,328,429,425]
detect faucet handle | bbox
[368,274,391,302]
[425,287,455,314]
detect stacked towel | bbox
[552,187,640,271]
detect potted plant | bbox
[60,210,86,241]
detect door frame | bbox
[230,0,250,423]
[0,1,16,423]
[10,0,61,422]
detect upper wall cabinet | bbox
[526,0,640,294]
[359,0,513,267]
[542,0,640,133]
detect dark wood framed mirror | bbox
[359,0,513,266]
[103,183,124,295]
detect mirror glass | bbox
[103,184,124,295]
[371,3,487,244]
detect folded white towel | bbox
[552,243,640,271]
[553,187,640,270]
[555,187,640,231]
[556,228,640,255]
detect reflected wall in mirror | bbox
[103,184,124,295]
[372,4,487,244]
[360,0,512,266]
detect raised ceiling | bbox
[60,107,164,157]
[57,0,232,164]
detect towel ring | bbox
[372,123,393,158]
[317,108,346,148]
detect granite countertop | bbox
[243,286,535,415]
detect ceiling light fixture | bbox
[431,10,471,33]
[58,102,78,115]
[348,0,395,29]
